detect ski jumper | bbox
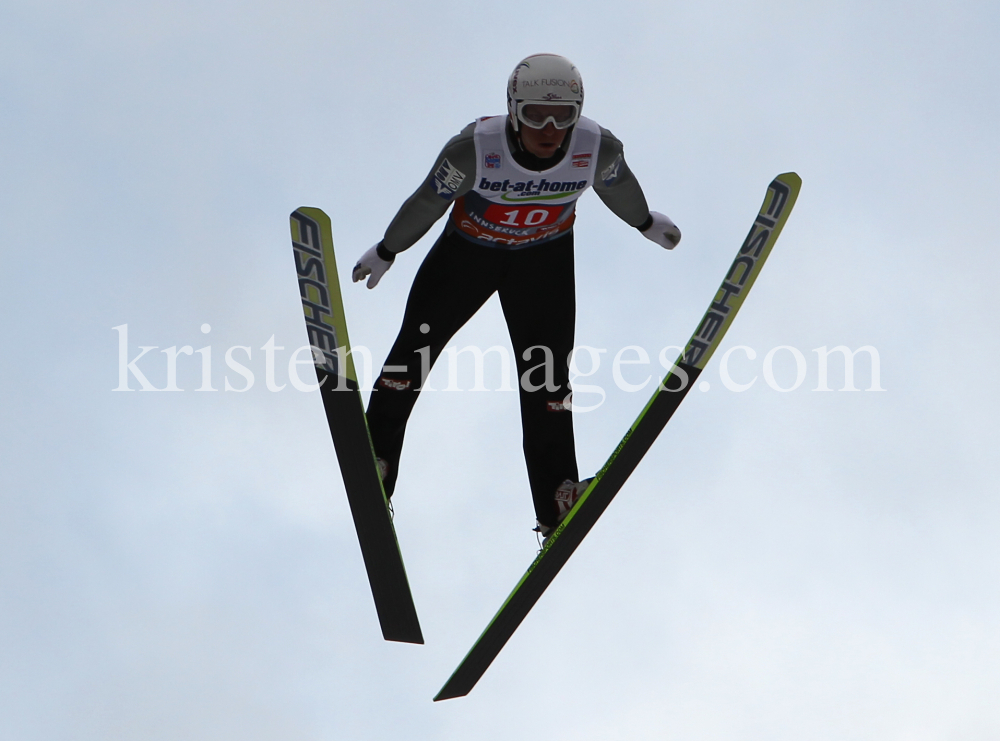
[367,115,652,528]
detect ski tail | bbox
[290,207,423,645]
[433,172,801,700]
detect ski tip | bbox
[776,172,802,188]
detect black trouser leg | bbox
[499,232,579,527]
[366,232,503,496]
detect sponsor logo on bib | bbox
[477,177,587,199]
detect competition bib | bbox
[449,115,601,248]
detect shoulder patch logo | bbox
[433,158,466,199]
[484,152,502,169]
[600,154,623,187]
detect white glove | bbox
[352,242,394,289]
[640,211,681,250]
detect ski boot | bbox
[375,458,394,517]
[534,478,594,544]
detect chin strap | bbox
[506,118,525,153]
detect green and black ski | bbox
[434,173,801,700]
[290,207,423,645]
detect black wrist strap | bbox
[376,241,396,262]
[637,214,654,232]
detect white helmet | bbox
[507,54,584,132]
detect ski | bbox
[434,173,801,700]
[290,207,423,645]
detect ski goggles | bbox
[515,101,580,130]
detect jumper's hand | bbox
[352,242,395,289]
[640,211,681,250]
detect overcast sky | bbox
[2,0,999,739]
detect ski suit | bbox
[367,114,653,528]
